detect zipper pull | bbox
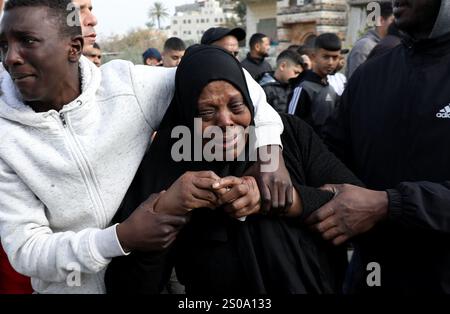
[60,112,67,128]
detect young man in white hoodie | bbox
[0,0,289,294]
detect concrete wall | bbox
[245,0,277,45]
[346,5,369,46]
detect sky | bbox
[94,0,194,40]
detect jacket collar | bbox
[291,70,328,87]
[245,52,266,65]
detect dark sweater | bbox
[241,53,272,80]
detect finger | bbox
[212,176,243,190]
[160,214,189,227]
[305,203,335,225]
[191,187,218,204]
[319,184,339,194]
[224,196,251,213]
[322,227,344,241]
[332,235,349,246]
[284,185,294,214]
[214,187,230,198]
[312,217,336,233]
[278,181,287,211]
[161,232,178,249]
[236,202,261,218]
[219,184,249,205]
[269,180,279,212]
[258,179,271,214]
[193,177,220,190]
[196,171,221,180]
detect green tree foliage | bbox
[149,1,169,30]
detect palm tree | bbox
[149,2,169,30]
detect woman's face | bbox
[197,80,252,160]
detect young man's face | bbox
[213,35,240,58]
[312,48,340,78]
[145,57,161,66]
[256,37,271,57]
[84,46,101,67]
[72,0,97,48]
[378,15,395,38]
[0,7,79,103]
[277,62,303,84]
[162,49,185,67]
[392,0,441,37]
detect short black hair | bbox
[287,44,300,52]
[5,0,82,38]
[93,42,101,50]
[276,49,304,68]
[314,33,342,52]
[379,2,393,19]
[297,44,315,57]
[164,37,186,52]
[249,33,268,50]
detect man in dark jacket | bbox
[307,0,450,294]
[241,33,272,80]
[259,50,304,113]
[287,33,342,137]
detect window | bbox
[201,18,205,23]
[290,0,313,6]
[173,20,178,25]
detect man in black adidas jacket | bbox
[306,0,450,293]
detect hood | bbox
[0,56,101,128]
[430,0,450,38]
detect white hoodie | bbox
[0,56,282,294]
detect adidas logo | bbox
[437,104,450,119]
[325,94,333,102]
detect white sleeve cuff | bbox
[93,224,130,261]
[254,124,283,149]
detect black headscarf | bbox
[118,45,258,220]
[160,44,254,129]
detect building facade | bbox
[242,0,390,50]
[168,0,238,43]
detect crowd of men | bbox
[1,0,450,295]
